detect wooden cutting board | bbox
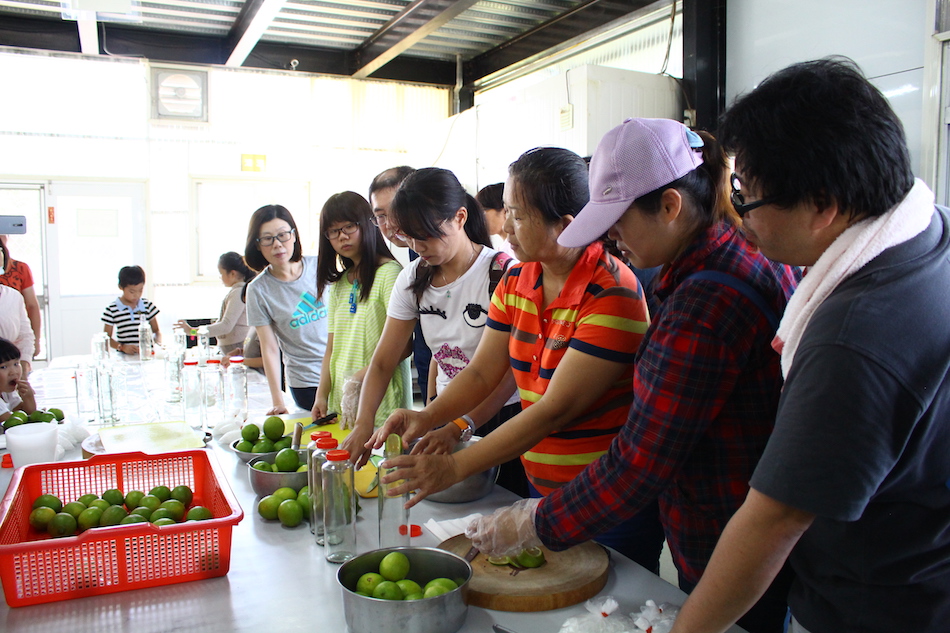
[438,534,609,612]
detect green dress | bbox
[327,260,411,427]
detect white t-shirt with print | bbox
[388,246,518,406]
[0,390,22,416]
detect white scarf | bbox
[773,178,935,378]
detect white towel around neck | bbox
[773,178,935,378]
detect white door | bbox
[46,182,147,358]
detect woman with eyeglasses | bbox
[462,119,801,633]
[341,167,529,497]
[244,204,328,414]
[311,191,411,429]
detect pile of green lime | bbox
[487,547,547,569]
[28,484,212,538]
[250,448,307,473]
[354,551,463,601]
[256,486,310,528]
[234,416,291,454]
[3,407,64,430]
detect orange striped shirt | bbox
[486,241,649,494]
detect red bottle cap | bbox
[1,453,12,468]
[326,449,349,461]
[399,524,423,537]
[310,431,332,441]
[316,437,338,449]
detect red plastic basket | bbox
[0,450,244,607]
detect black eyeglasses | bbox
[324,222,360,240]
[257,228,295,247]
[730,173,777,217]
[370,213,387,227]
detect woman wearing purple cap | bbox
[466,119,801,632]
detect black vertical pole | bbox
[683,0,727,133]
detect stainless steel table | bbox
[1,360,746,633]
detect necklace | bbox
[439,243,477,299]
[348,278,359,314]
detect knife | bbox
[301,412,338,431]
[492,625,518,633]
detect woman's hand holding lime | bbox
[380,453,461,509]
[340,425,374,469]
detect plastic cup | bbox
[5,422,58,467]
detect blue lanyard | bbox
[348,280,359,314]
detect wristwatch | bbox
[452,415,475,442]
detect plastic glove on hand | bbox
[339,377,362,430]
[464,497,542,558]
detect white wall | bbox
[726,0,928,177]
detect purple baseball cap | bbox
[558,117,705,248]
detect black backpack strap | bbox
[489,251,513,298]
[686,270,780,331]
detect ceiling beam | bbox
[351,0,479,79]
[463,0,651,85]
[226,0,288,67]
[683,0,726,131]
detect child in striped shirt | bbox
[101,265,162,355]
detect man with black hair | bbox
[670,57,950,633]
[368,166,432,404]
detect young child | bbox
[0,337,36,424]
[101,265,162,355]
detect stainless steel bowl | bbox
[338,546,472,633]
[247,449,309,497]
[230,438,279,463]
[427,437,499,503]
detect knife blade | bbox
[492,625,519,633]
[464,545,479,562]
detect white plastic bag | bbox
[559,597,636,633]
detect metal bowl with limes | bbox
[338,546,472,633]
[230,436,295,463]
[247,449,309,497]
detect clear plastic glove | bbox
[339,377,362,430]
[465,497,542,558]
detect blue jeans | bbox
[529,484,664,574]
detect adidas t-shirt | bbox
[246,256,328,389]
[101,297,160,345]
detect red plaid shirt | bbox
[535,222,800,584]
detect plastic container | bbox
[182,360,201,431]
[310,436,337,542]
[322,449,356,563]
[379,438,410,549]
[224,356,248,424]
[0,450,244,607]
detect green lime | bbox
[262,416,285,442]
[423,584,450,599]
[385,433,403,458]
[77,493,98,507]
[153,517,177,527]
[89,499,111,512]
[170,485,194,506]
[102,488,125,507]
[514,546,546,568]
[273,437,292,451]
[257,495,280,521]
[252,438,275,453]
[3,415,25,430]
[297,485,310,499]
[148,485,171,502]
[47,512,77,537]
[137,495,162,512]
[159,499,186,521]
[424,578,458,593]
[186,506,212,521]
[149,508,175,523]
[235,440,253,453]
[252,461,272,472]
[404,592,424,601]
[9,410,28,421]
[373,580,403,601]
[48,407,65,421]
[77,507,103,531]
[379,551,410,581]
[99,505,128,526]
[277,498,303,527]
[62,501,87,519]
[273,487,297,502]
[32,494,63,514]
[241,423,260,443]
[274,448,300,472]
[396,579,422,597]
[356,572,385,595]
[295,464,308,472]
[28,409,48,422]
[296,493,310,520]
[29,506,56,531]
[131,506,153,520]
[120,514,148,524]
[124,490,145,510]
[487,555,511,566]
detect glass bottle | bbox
[224,356,248,424]
[182,360,201,431]
[196,326,210,366]
[138,315,153,361]
[173,326,187,353]
[165,339,184,403]
[91,332,110,363]
[200,358,224,431]
[378,438,410,548]
[310,436,338,541]
[322,449,356,563]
